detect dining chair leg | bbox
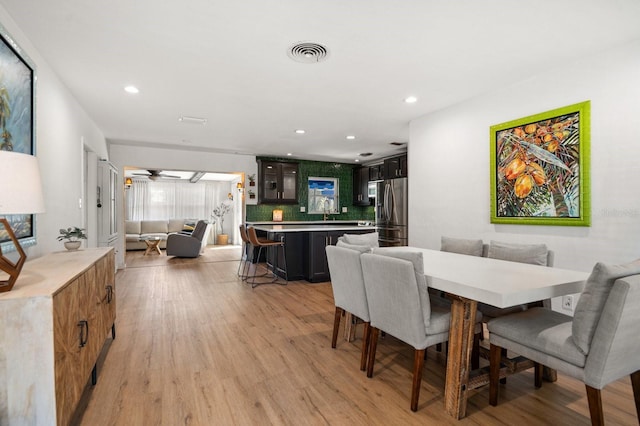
[534,362,543,388]
[585,385,605,426]
[331,307,343,349]
[411,348,426,412]
[360,322,371,371]
[489,343,502,406]
[630,370,640,421]
[367,327,380,378]
[500,347,508,384]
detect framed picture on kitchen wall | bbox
[0,22,37,252]
[490,101,591,226]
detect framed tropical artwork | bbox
[490,101,590,226]
[0,22,37,252]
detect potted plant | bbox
[57,226,87,251]
[248,174,256,186]
[212,200,233,245]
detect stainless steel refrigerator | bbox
[375,178,408,246]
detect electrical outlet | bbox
[562,295,574,311]
[300,206,306,212]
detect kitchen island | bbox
[247,221,375,282]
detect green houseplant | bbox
[57,226,87,251]
[212,200,233,245]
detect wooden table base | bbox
[444,296,477,419]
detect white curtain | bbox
[125,179,241,244]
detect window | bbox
[308,177,339,215]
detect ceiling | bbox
[3,0,640,163]
[124,168,240,182]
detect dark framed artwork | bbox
[0,22,37,252]
[490,101,590,226]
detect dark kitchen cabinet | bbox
[369,164,384,181]
[352,166,371,206]
[306,231,344,282]
[384,154,408,179]
[266,231,305,280]
[258,160,299,204]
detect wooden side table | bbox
[140,236,163,255]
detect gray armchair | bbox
[326,243,371,371]
[488,261,640,425]
[166,220,210,258]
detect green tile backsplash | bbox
[246,157,375,222]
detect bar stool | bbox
[238,224,251,279]
[238,224,273,280]
[246,226,288,288]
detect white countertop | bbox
[247,220,372,225]
[250,224,376,232]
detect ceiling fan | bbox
[132,169,181,181]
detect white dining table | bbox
[395,247,590,419]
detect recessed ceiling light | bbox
[124,85,139,94]
[295,129,305,134]
[355,159,360,162]
[346,135,356,140]
[178,116,207,125]
[404,96,418,103]
[287,153,293,156]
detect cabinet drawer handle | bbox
[106,285,114,303]
[78,320,89,348]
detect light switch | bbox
[342,207,347,213]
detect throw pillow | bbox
[487,240,548,266]
[441,236,483,257]
[572,259,640,354]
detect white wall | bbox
[0,7,108,258]
[108,143,258,268]
[409,40,640,310]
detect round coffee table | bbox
[140,236,164,255]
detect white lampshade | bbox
[0,151,46,214]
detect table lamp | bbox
[0,151,46,292]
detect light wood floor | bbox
[74,246,638,425]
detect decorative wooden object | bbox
[0,247,116,425]
[0,218,27,292]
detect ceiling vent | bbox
[359,152,373,157]
[390,142,406,146]
[287,42,329,63]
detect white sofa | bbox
[125,219,191,250]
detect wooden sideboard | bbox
[0,247,116,425]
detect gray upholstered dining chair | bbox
[326,243,372,371]
[361,249,482,412]
[439,236,485,366]
[488,260,640,425]
[479,240,555,320]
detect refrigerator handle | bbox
[384,182,391,221]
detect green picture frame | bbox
[490,101,591,226]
